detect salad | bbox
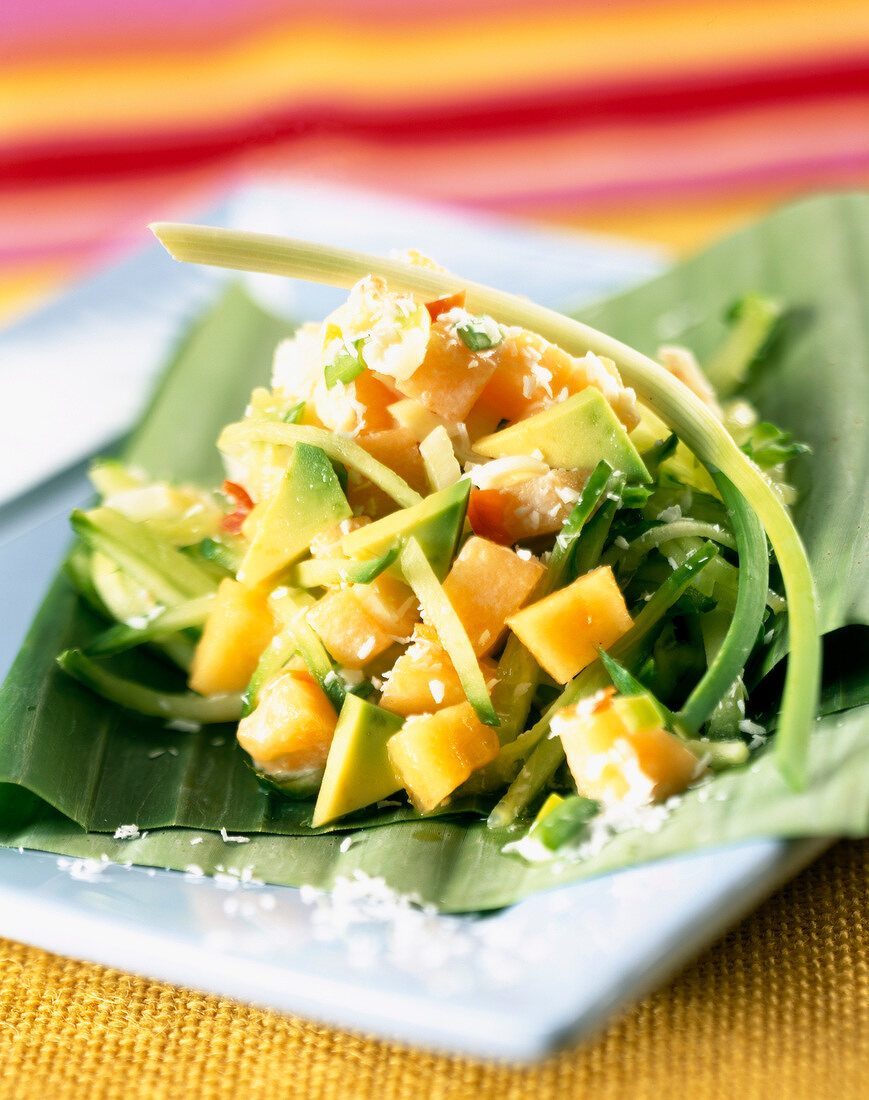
[56,229,820,858]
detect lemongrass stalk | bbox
[151,225,820,788]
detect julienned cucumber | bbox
[58,649,242,724]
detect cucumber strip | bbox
[704,293,783,398]
[487,542,719,827]
[288,546,398,589]
[150,227,820,789]
[612,519,736,572]
[677,471,769,734]
[684,738,750,769]
[597,649,677,727]
[242,627,299,717]
[218,420,422,509]
[72,507,217,605]
[399,537,498,727]
[491,461,612,742]
[83,594,215,658]
[419,425,462,492]
[57,649,241,724]
[571,493,620,578]
[64,547,109,617]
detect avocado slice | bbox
[473,387,651,482]
[239,443,352,587]
[312,694,404,827]
[340,479,470,581]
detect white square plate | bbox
[0,183,825,1059]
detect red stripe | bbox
[3,52,869,189]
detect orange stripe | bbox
[5,1,869,140]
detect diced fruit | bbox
[352,573,419,641]
[386,701,500,812]
[312,368,398,436]
[552,689,700,806]
[419,425,462,492]
[312,695,404,827]
[305,588,395,669]
[379,631,497,716]
[425,291,466,321]
[348,428,428,517]
[237,667,338,776]
[239,442,351,587]
[475,329,639,429]
[506,565,632,683]
[341,479,470,582]
[441,536,545,656]
[189,578,275,695]
[351,370,400,434]
[392,316,501,421]
[467,469,584,545]
[474,388,650,483]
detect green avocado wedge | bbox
[239,442,352,587]
[312,694,404,827]
[340,479,470,581]
[473,387,651,483]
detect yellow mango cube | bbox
[506,565,632,683]
[189,578,274,695]
[552,690,700,806]
[237,668,338,774]
[305,587,395,669]
[379,630,497,716]
[386,702,500,812]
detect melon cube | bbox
[348,427,428,518]
[379,632,498,716]
[467,469,584,545]
[237,668,337,774]
[305,587,395,669]
[189,578,274,695]
[440,536,545,656]
[352,573,419,641]
[552,689,700,806]
[506,565,632,683]
[386,701,500,812]
[393,317,501,422]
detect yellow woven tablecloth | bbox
[1,839,866,1099]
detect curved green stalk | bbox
[677,471,769,734]
[151,224,821,788]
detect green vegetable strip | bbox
[615,519,736,568]
[571,494,620,577]
[703,293,783,397]
[242,628,298,717]
[84,593,215,657]
[288,547,398,589]
[488,542,719,827]
[72,508,217,605]
[57,649,242,724]
[677,471,769,734]
[218,421,422,509]
[491,461,612,742]
[151,225,820,789]
[399,537,498,727]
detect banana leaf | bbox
[1,194,869,913]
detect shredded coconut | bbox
[220,827,251,844]
[113,824,141,840]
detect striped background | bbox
[2,0,868,321]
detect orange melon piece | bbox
[352,573,419,641]
[552,689,700,806]
[353,370,400,434]
[474,329,638,430]
[440,536,545,656]
[348,428,428,518]
[379,632,497,716]
[386,701,500,812]
[506,565,632,684]
[467,469,584,545]
[189,578,274,695]
[237,668,337,774]
[305,587,395,669]
[393,317,501,422]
